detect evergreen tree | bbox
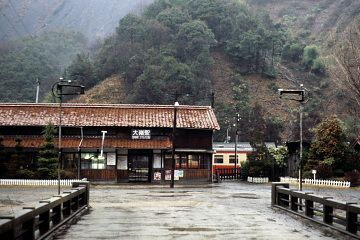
[0,136,7,177]
[308,115,348,172]
[38,122,58,179]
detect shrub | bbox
[241,160,250,180]
[248,166,267,177]
[17,169,37,179]
[60,169,78,179]
[344,170,360,187]
[315,163,333,179]
[311,57,326,74]
[292,170,299,178]
[302,170,313,179]
[333,169,345,177]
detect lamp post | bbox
[52,78,85,194]
[234,114,240,179]
[170,101,180,188]
[278,86,307,191]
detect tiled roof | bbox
[0,103,220,130]
[3,135,172,149]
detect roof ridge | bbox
[0,102,212,110]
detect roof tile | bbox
[0,103,220,130]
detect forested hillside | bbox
[1,0,360,144]
[67,0,360,143]
[0,30,87,102]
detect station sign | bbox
[131,129,151,139]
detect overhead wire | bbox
[9,0,36,43]
[1,0,66,100]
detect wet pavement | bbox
[58,182,358,239]
[1,182,359,239]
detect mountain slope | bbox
[0,0,154,42]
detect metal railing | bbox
[271,182,360,239]
[0,181,90,240]
[215,167,241,181]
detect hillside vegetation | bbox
[69,0,360,143]
[1,0,359,144]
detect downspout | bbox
[78,127,83,179]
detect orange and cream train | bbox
[212,142,276,174]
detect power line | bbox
[0,1,66,100]
[9,0,36,42]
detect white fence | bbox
[280,177,351,188]
[247,176,269,183]
[0,179,81,186]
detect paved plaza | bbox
[1,181,359,239]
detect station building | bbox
[0,103,219,183]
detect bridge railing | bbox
[271,182,360,239]
[0,180,90,240]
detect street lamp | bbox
[170,101,180,188]
[52,78,85,194]
[278,85,308,191]
[234,114,240,179]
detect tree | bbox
[116,14,146,44]
[0,30,87,103]
[143,0,173,19]
[174,20,217,65]
[246,141,272,178]
[38,121,58,179]
[65,54,98,88]
[331,20,360,108]
[308,115,348,171]
[156,8,191,33]
[0,136,7,177]
[130,54,194,104]
[302,45,319,70]
[186,0,229,40]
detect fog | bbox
[0,0,154,42]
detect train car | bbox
[212,142,276,174]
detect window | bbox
[214,155,224,164]
[63,153,79,169]
[176,154,187,168]
[229,155,239,164]
[153,153,162,169]
[199,155,209,169]
[81,153,107,169]
[165,154,210,170]
[188,155,199,169]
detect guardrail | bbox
[0,179,81,186]
[271,182,360,239]
[0,180,90,240]
[280,177,351,188]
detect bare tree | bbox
[331,19,360,107]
